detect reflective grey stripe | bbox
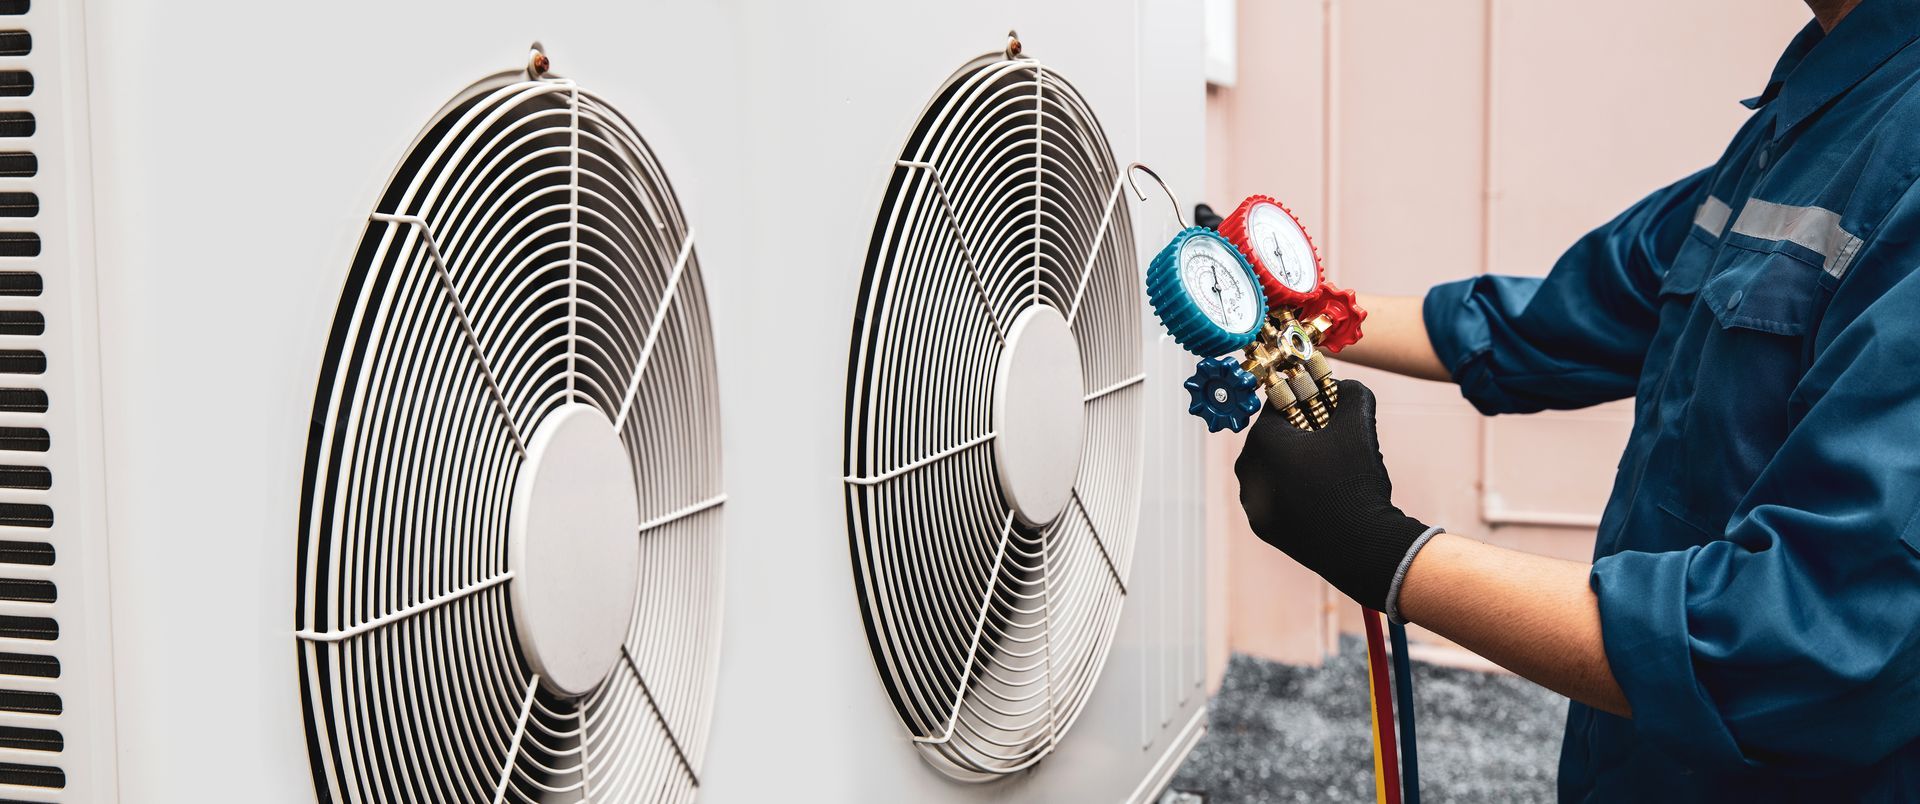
[1693,196,1732,237]
[1729,198,1865,278]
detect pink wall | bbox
[1204,0,1809,685]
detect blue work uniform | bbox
[1422,3,1920,800]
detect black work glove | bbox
[1233,379,1438,617]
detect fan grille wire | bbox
[844,54,1144,781]
[296,73,722,803]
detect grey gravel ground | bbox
[1168,641,1564,803]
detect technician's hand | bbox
[1233,379,1440,618]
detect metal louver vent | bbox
[844,48,1144,780]
[0,0,68,796]
[298,62,723,803]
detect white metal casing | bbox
[67,1,1207,800]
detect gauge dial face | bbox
[1247,203,1319,294]
[1177,235,1260,334]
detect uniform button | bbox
[1728,290,1745,309]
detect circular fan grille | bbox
[844,53,1144,780]
[297,71,722,803]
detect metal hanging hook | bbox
[1127,162,1189,229]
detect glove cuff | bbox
[1384,525,1445,624]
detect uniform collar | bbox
[1741,0,1920,136]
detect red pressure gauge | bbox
[1218,194,1366,354]
[1218,195,1325,308]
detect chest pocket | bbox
[1649,240,1829,537]
[1698,244,1825,335]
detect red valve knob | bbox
[1302,281,1366,353]
[1217,195,1325,309]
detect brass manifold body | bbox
[1240,310,1341,431]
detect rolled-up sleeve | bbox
[1591,231,1920,773]
[1424,169,1711,414]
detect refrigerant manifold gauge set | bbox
[1128,166,1415,804]
[1131,164,1366,433]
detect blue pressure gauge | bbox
[1145,227,1268,358]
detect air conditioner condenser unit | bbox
[14,1,1209,801]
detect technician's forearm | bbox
[1335,294,1451,383]
[1397,532,1632,718]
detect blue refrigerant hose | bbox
[1388,621,1420,804]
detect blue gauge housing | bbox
[1184,357,1262,433]
[1146,227,1268,357]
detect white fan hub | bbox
[992,305,1086,527]
[507,404,642,697]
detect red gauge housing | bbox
[1217,195,1325,308]
[1301,281,1366,353]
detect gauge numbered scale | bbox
[1145,227,1267,357]
[1220,195,1324,305]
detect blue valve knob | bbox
[1184,357,1261,433]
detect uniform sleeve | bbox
[1423,169,1711,414]
[1591,196,1920,773]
